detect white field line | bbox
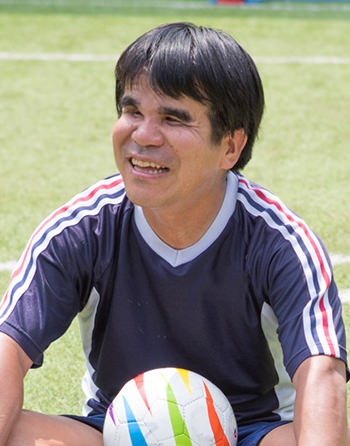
[255,56,350,65]
[0,52,117,62]
[340,289,350,304]
[0,261,16,272]
[1,52,350,65]
[1,255,350,302]
[331,254,350,266]
[0,0,350,12]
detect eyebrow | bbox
[158,106,193,123]
[120,96,139,108]
[120,95,194,123]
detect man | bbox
[0,22,348,446]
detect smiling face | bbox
[113,77,245,221]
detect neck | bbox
[142,178,227,250]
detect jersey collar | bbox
[133,171,238,267]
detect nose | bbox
[131,118,164,148]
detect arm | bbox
[292,355,348,446]
[0,332,32,446]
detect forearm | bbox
[293,356,348,446]
[0,369,24,445]
[0,333,31,446]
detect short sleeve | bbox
[0,222,95,366]
[266,238,347,379]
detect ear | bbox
[220,128,248,171]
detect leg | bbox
[259,422,350,446]
[6,410,103,446]
[259,422,296,446]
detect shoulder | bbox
[43,174,126,231]
[27,173,130,261]
[233,173,295,254]
[235,173,322,255]
[66,174,126,212]
[1,175,128,315]
[235,173,295,226]
[234,173,332,290]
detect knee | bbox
[35,440,66,446]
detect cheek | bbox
[112,116,136,143]
[112,123,125,170]
[112,119,131,157]
[112,120,124,148]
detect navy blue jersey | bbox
[0,172,347,426]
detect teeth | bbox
[131,158,164,169]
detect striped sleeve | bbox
[0,176,125,353]
[236,174,347,376]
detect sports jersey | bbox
[0,171,347,427]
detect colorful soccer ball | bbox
[103,367,237,445]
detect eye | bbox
[122,106,142,118]
[164,115,183,126]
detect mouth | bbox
[130,157,169,175]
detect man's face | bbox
[112,77,237,214]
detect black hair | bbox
[115,22,264,171]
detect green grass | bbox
[0,273,11,300]
[0,59,116,259]
[247,63,350,253]
[1,0,350,420]
[23,319,86,414]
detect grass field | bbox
[1,0,350,421]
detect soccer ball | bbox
[103,367,237,445]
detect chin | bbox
[124,188,158,208]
